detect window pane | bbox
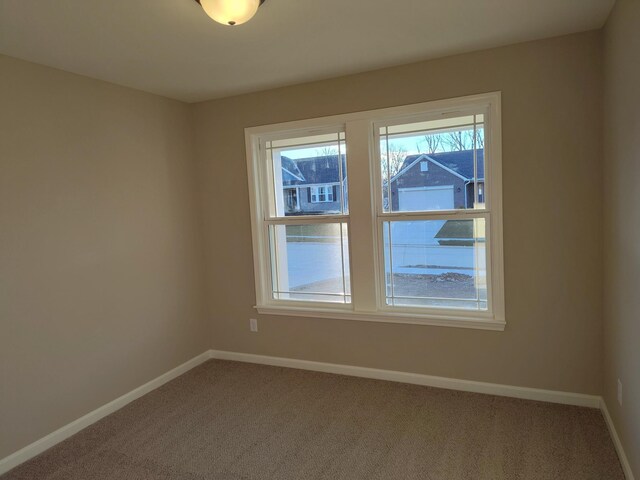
[383,219,487,310]
[268,132,348,217]
[380,115,485,213]
[270,223,350,303]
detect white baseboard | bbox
[2,349,632,478]
[601,398,636,480]
[0,351,211,476]
[209,349,601,408]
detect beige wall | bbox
[1,27,622,466]
[0,56,208,459]
[193,32,604,395]
[603,0,640,476]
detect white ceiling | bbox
[0,0,615,103]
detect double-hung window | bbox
[252,129,350,304]
[246,93,505,330]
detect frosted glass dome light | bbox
[199,0,261,26]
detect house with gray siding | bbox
[280,154,347,215]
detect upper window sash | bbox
[260,128,348,220]
[373,107,490,217]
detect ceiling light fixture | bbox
[194,0,266,26]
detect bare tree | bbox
[316,146,338,156]
[443,131,468,151]
[419,134,442,154]
[380,142,407,178]
[443,128,485,151]
[473,129,484,149]
[380,142,407,210]
[463,129,484,149]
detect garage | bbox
[398,185,454,211]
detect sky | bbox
[282,128,484,161]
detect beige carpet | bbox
[2,360,624,479]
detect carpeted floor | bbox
[3,360,624,479]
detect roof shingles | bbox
[281,155,346,186]
[398,150,484,181]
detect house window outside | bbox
[245,93,504,330]
[311,185,334,203]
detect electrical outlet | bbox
[617,379,623,406]
[249,318,258,332]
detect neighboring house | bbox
[280,155,347,215]
[280,149,482,216]
[389,150,485,211]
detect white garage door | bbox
[398,186,454,211]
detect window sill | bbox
[254,305,506,331]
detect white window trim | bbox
[245,92,505,331]
[310,185,335,203]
